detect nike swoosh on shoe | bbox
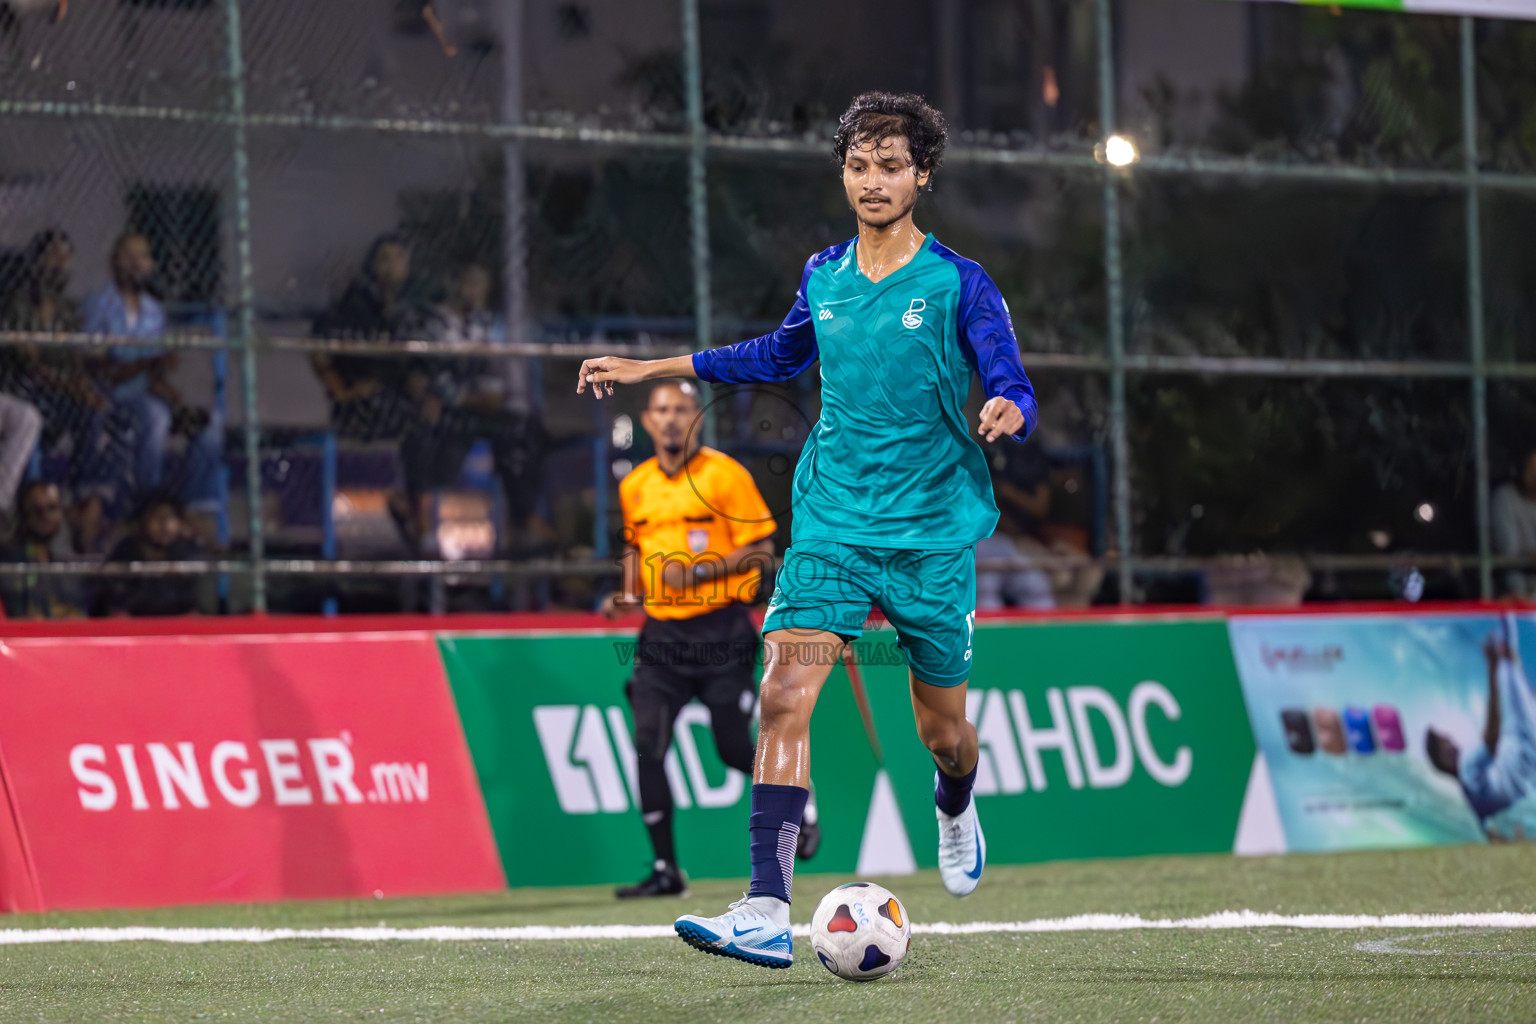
[964,842,983,880]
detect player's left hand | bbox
[977,397,1025,442]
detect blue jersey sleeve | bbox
[692,258,820,383]
[956,267,1037,442]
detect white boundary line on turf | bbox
[3,912,1536,944]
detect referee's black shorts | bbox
[625,602,760,757]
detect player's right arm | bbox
[691,259,819,385]
[577,352,696,399]
[576,257,820,396]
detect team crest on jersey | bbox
[687,528,709,553]
[902,298,926,329]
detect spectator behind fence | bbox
[1202,553,1311,606]
[92,491,200,617]
[976,520,1056,611]
[978,445,1055,611]
[395,262,547,555]
[427,263,533,413]
[980,444,1104,609]
[1,229,121,551]
[1493,447,1536,598]
[0,392,41,532]
[80,232,224,531]
[310,232,426,443]
[0,481,85,619]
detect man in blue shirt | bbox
[1429,617,1536,828]
[577,91,1035,968]
[81,232,223,519]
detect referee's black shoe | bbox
[797,798,821,860]
[615,861,689,899]
[796,819,821,860]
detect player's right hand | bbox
[577,356,649,398]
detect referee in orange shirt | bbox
[604,381,817,898]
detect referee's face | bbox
[642,384,702,458]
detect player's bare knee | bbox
[758,672,815,735]
[917,719,967,764]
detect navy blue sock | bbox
[934,757,978,817]
[746,783,808,903]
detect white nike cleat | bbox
[936,782,986,897]
[674,894,794,968]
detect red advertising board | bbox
[0,632,504,911]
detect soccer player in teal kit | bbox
[576,92,1036,969]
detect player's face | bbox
[641,385,701,457]
[843,136,930,229]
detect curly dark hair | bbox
[833,92,949,189]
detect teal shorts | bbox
[761,540,977,687]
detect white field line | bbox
[2,912,1536,945]
[1354,932,1536,956]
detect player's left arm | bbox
[956,268,1038,444]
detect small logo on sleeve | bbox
[902,298,926,329]
[817,308,833,321]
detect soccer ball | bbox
[809,882,911,981]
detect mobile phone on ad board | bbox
[1344,706,1375,753]
[1313,707,1346,755]
[1372,705,1405,752]
[1281,709,1315,755]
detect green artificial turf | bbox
[3,845,1535,1023]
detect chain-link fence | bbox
[0,0,1533,615]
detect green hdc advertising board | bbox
[438,618,1255,888]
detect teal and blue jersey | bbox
[692,234,1037,550]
